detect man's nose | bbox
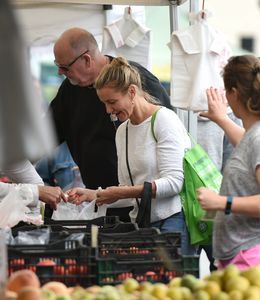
[106,105,113,114]
[58,67,66,76]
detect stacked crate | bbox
[8,218,199,287]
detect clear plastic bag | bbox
[14,227,50,245]
[0,186,43,228]
[52,200,107,221]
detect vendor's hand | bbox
[199,87,228,124]
[66,188,96,205]
[197,187,226,211]
[96,186,120,206]
[38,186,67,210]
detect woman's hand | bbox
[197,187,226,211]
[38,186,67,210]
[96,186,120,206]
[199,87,228,124]
[66,188,96,205]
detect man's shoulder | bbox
[128,60,145,71]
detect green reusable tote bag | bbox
[180,143,222,245]
[151,109,222,245]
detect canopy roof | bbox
[14,0,173,6]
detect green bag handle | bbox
[151,108,161,142]
[151,107,196,145]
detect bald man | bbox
[50,28,171,220]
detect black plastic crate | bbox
[95,254,200,285]
[8,224,187,287]
[92,228,182,261]
[11,217,138,245]
[8,240,94,287]
[30,216,137,233]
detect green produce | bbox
[41,288,56,300]
[224,275,250,293]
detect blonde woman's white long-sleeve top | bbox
[116,107,191,222]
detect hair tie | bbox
[252,66,260,76]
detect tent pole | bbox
[186,0,199,140]
[169,1,179,32]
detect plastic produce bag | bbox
[14,227,50,245]
[0,187,43,228]
[52,200,107,220]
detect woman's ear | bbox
[128,84,136,100]
[231,87,239,98]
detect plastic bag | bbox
[52,200,107,221]
[0,186,43,228]
[14,227,50,245]
[52,201,82,220]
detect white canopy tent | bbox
[11,1,188,47]
[14,0,173,6]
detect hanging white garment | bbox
[102,7,152,70]
[169,10,232,111]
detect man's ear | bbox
[83,53,91,67]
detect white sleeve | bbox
[2,160,44,185]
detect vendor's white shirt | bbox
[102,7,151,70]
[169,11,231,111]
[115,107,191,222]
[2,160,43,213]
[2,160,43,185]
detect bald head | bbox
[54,28,99,58]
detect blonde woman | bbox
[68,57,197,255]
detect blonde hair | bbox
[95,57,159,104]
[223,55,260,113]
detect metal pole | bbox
[168,0,200,138]
[186,0,199,140]
[169,1,179,32]
[169,1,188,129]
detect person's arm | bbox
[95,183,158,206]
[197,187,260,218]
[199,87,245,146]
[67,187,97,204]
[38,185,67,210]
[0,182,65,211]
[67,183,156,206]
[2,160,43,185]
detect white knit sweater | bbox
[116,107,191,222]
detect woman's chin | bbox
[118,115,127,122]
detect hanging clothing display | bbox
[102,7,151,70]
[169,10,232,111]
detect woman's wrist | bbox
[224,196,233,215]
[218,195,228,211]
[214,114,231,128]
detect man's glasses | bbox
[54,50,89,72]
